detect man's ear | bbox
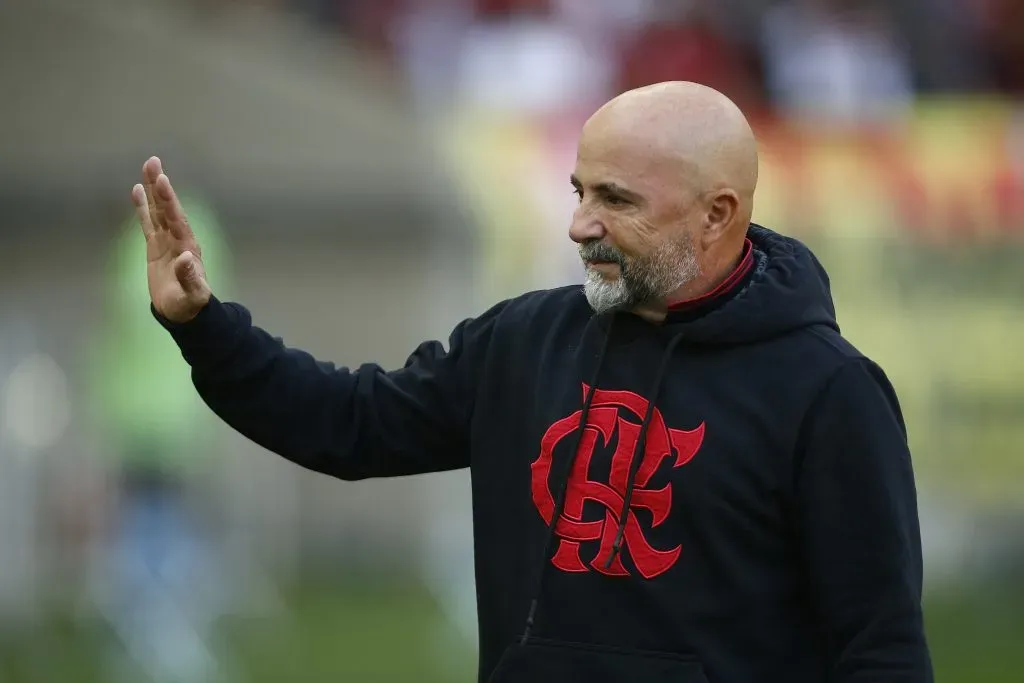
[701,189,740,248]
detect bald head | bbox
[584,81,758,226]
[569,82,760,315]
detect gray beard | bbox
[581,238,701,315]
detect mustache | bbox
[579,240,627,268]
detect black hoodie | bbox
[158,225,933,683]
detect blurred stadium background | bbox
[1,0,1023,681]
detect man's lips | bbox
[586,260,622,274]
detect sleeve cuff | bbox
[151,296,245,363]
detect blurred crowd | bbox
[265,0,1024,122]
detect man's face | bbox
[569,126,702,314]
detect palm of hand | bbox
[133,157,212,323]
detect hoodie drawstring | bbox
[520,321,686,644]
[605,330,686,570]
[520,316,614,645]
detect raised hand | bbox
[132,156,212,323]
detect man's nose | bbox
[569,215,606,244]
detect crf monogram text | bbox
[531,385,705,579]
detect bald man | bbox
[136,82,933,683]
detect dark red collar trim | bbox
[668,239,754,311]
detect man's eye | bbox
[571,187,583,202]
[606,195,626,206]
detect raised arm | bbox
[134,156,497,479]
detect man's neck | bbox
[632,238,754,324]
[668,240,750,306]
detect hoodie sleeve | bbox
[796,359,934,683]
[155,296,500,480]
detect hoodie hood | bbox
[661,224,839,344]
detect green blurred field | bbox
[1,576,1022,683]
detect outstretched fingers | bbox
[142,156,165,233]
[132,183,156,240]
[154,173,196,242]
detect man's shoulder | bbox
[506,284,586,311]
[443,286,587,363]
[793,324,894,389]
[802,324,864,361]
[485,284,588,325]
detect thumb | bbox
[173,251,211,297]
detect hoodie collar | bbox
[665,238,756,322]
[660,224,839,344]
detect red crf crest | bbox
[531,384,705,579]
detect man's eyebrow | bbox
[570,175,642,201]
[595,182,642,200]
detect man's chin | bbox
[583,277,634,314]
[585,262,622,279]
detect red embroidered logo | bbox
[531,384,705,579]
